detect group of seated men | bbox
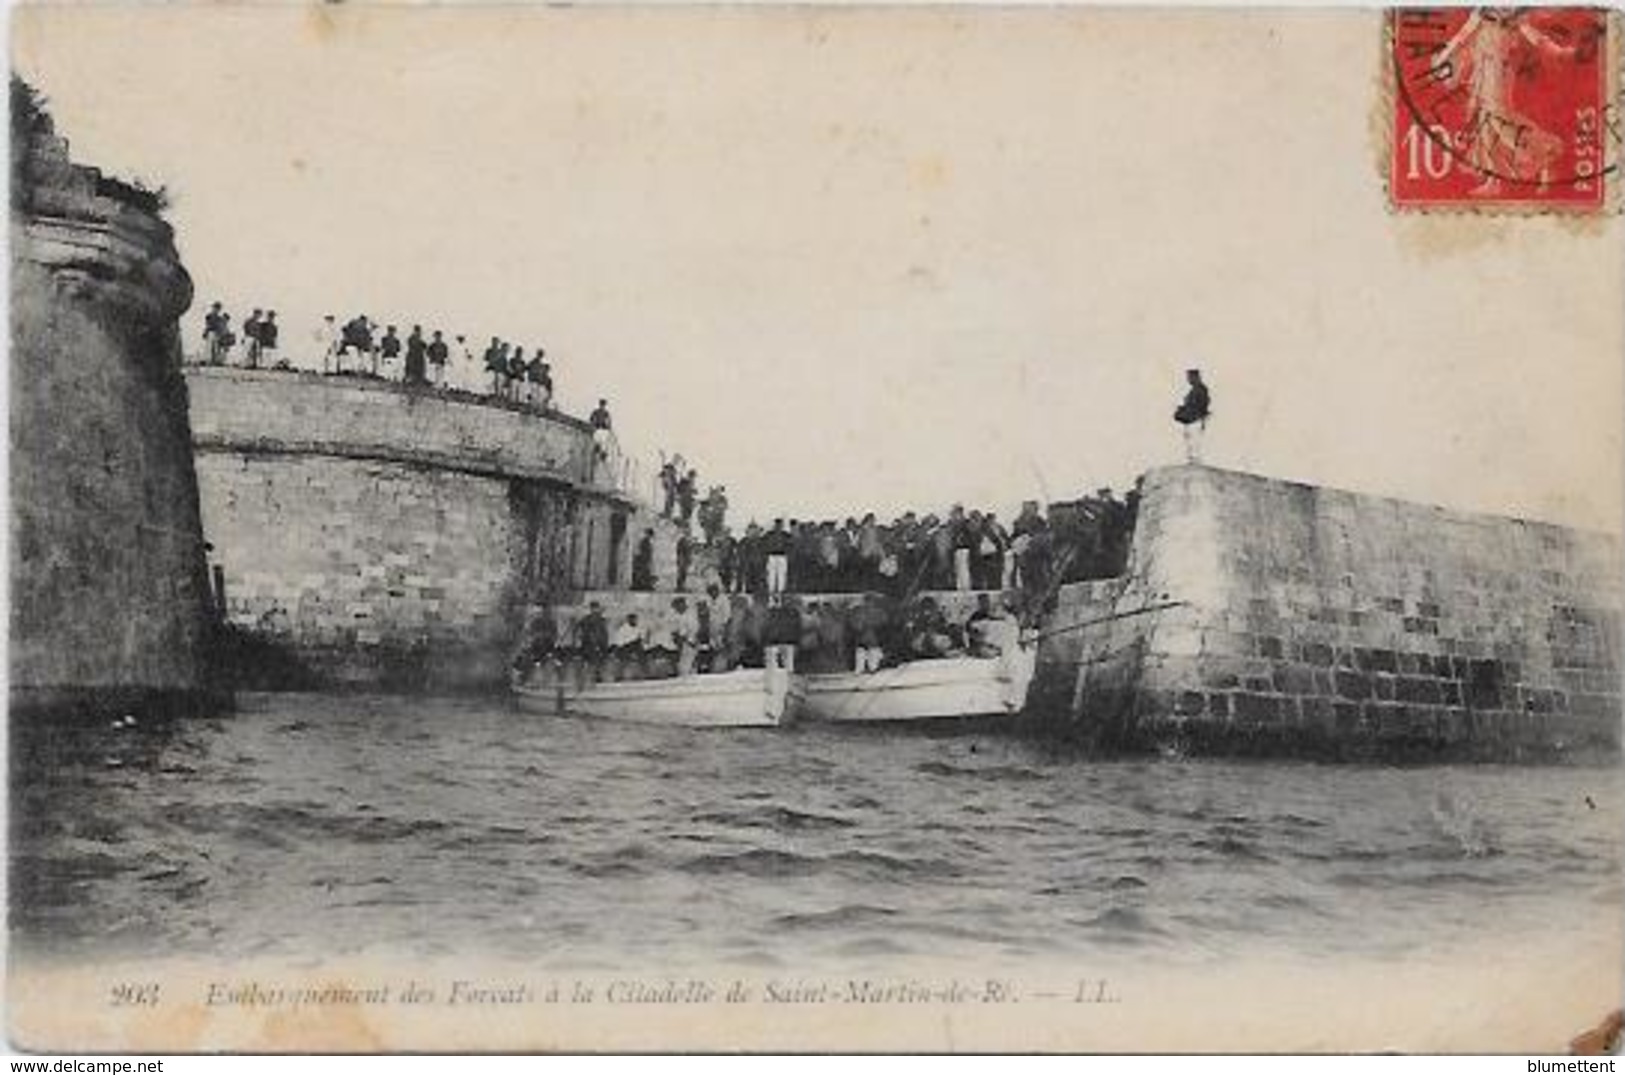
[515,590,1026,683]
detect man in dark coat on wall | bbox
[378,325,402,378]
[484,337,507,396]
[576,602,609,667]
[427,330,449,387]
[203,301,227,364]
[404,325,427,385]
[260,311,280,367]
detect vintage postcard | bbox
[8,4,1624,1055]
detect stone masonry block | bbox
[1334,670,1372,700]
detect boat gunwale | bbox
[801,657,1019,696]
[514,668,793,704]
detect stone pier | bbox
[1030,465,1622,761]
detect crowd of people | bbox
[517,587,1026,685]
[629,487,1138,606]
[200,304,282,368]
[197,300,632,481]
[195,302,573,413]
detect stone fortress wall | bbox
[10,95,220,721]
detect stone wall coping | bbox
[185,364,596,432]
[1144,463,1624,543]
[186,366,630,502]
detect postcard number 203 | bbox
[108,982,161,1007]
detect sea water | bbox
[11,692,1621,975]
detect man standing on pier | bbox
[1174,368,1212,463]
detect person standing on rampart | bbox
[216,314,237,364]
[507,346,528,402]
[378,325,402,379]
[1174,368,1212,463]
[483,337,505,395]
[242,309,264,369]
[339,315,373,374]
[353,317,378,376]
[315,315,339,374]
[589,399,615,475]
[534,355,553,410]
[404,326,427,385]
[526,348,549,408]
[427,330,448,387]
[202,302,228,364]
[455,335,474,390]
[260,311,280,368]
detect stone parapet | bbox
[186,367,603,488]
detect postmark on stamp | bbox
[1390,8,1611,211]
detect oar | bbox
[1027,600,1187,644]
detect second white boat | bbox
[801,646,1037,724]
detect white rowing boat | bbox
[800,645,1037,724]
[513,664,804,728]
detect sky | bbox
[12,5,1623,531]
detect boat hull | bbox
[514,665,803,728]
[802,649,1036,724]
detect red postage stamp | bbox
[1390,8,1609,210]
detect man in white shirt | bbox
[455,335,475,392]
[610,613,645,653]
[641,606,679,679]
[669,597,701,676]
[315,315,339,375]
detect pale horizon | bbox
[13,5,1623,532]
